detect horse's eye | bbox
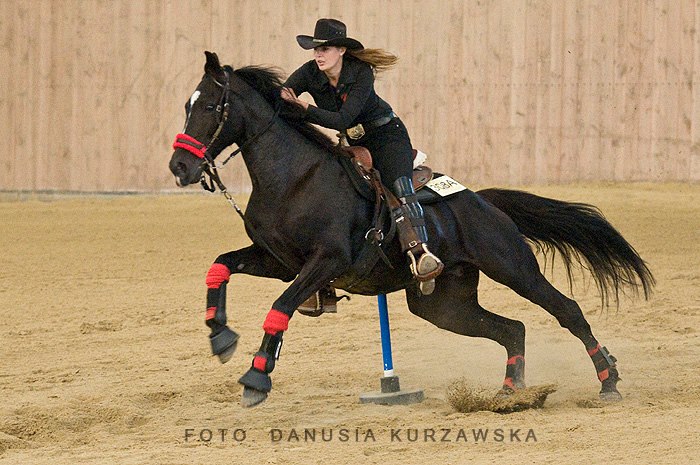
[205,104,216,111]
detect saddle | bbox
[342,146,433,191]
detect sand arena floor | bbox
[0,183,698,464]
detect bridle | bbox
[172,70,281,194]
[171,69,293,273]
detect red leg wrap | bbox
[206,263,231,289]
[587,343,601,356]
[589,344,616,382]
[263,309,290,335]
[253,355,268,372]
[507,355,525,365]
[503,354,525,390]
[205,264,230,326]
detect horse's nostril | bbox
[176,162,188,177]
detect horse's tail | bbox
[477,188,655,306]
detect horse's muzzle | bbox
[169,152,203,187]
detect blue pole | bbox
[377,294,394,376]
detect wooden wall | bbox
[1,0,699,192]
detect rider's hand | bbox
[281,87,309,110]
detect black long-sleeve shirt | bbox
[284,56,393,131]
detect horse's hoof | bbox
[241,387,268,408]
[210,326,240,363]
[494,387,516,399]
[599,366,622,401]
[216,340,238,364]
[599,390,623,402]
[494,385,527,400]
[490,384,557,413]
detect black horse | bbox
[169,52,654,408]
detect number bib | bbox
[425,175,467,197]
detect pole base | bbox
[359,375,425,405]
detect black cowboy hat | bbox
[296,18,364,50]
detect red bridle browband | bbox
[173,133,207,159]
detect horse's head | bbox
[169,51,243,187]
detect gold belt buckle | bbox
[346,123,365,140]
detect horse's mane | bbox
[230,65,346,157]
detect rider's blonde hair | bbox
[347,48,398,74]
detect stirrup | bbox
[419,278,436,296]
[407,245,444,295]
[297,286,349,317]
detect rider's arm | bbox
[304,64,373,131]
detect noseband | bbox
[172,70,281,192]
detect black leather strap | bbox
[365,112,397,129]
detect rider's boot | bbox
[392,176,444,295]
[296,285,349,317]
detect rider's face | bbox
[313,46,346,73]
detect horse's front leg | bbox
[205,245,296,363]
[238,253,348,407]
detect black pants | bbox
[349,117,413,188]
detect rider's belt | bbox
[346,112,397,140]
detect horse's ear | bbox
[204,51,226,81]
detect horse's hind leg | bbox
[406,266,527,392]
[467,215,621,400]
[507,270,622,401]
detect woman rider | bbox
[281,18,443,295]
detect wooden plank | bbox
[659,0,681,181]
[559,0,583,182]
[614,0,635,181]
[464,0,488,184]
[530,1,552,184]
[44,1,74,191]
[0,0,17,190]
[675,0,694,181]
[594,0,617,181]
[633,0,656,180]
[692,0,700,181]
[547,0,565,183]
[508,0,526,185]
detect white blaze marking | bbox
[190,90,201,107]
[183,90,201,131]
